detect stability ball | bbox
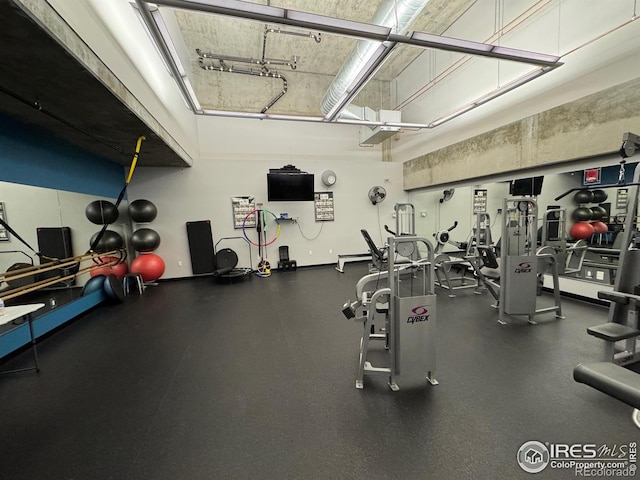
[86,200,119,225]
[129,199,158,223]
[90,256,128,279]
[131,228,161,252]
[573,190,593,204]
[90,230,124,253]
[590,205,607,220]
[591,221,609,234]
[570,222,595,240]
[82,275,106,296]
[130,253,165,282]
[572,207,593,222]
[592,189,608,203]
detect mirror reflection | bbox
[0,181,130,316]
[408,162,638,292]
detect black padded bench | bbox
[574,362,640,410]
[588,291,640,362]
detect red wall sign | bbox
[584,168,601,185]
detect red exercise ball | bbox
[90,256,128,279]
[570,222,595,240]
[130,253,165,282]
[591,221,609,234]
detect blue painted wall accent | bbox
[582,162,638,186]
[0,114,123,360]
[0,113,126,196]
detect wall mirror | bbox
[0,180,130,316]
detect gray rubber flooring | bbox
[0,263,637,479]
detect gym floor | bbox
[0,264,637,480]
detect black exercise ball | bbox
[590,205,607,221]
[85,200,119,225]
[573,190,594,204]
[592,189,608,203]
[90,230,124,253]
[131,228,161,252]
[572,207,593,222]
[129,199,157,223]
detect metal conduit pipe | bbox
[198,59,288,114]
[197,48,298,70]
[320,0,430,118]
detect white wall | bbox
[128,161,405,278]
[127,117,405,279]
[392,0,640,163]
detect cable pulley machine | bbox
[343,233,438,391]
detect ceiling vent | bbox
[359,108,401,145]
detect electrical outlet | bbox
[497,208,503,214]
[308,250,313,255]
[329,249,333,254]
[177,260,183,267]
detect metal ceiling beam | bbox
[147,0,563,67]
[137,0,563,129]
[134,0,202,113]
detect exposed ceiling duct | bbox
[320,0,431,121]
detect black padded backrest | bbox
[476,245,499,269]
[360,229,384,265]
[574,362,640,409]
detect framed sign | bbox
[231,197,256,229]
[473,189,487,213]
[584,168,601,185]
[616,188,628,210]
[314,192,334,221]
[0,202,9,241]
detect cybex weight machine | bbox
[471,197,563,324]
[343,233,438,390]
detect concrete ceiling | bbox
[0,0,187,167]
[0,0,476,169]
[177,0,475,115]
[3,0,635,171]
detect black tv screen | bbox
[510,176,544,196]
[267,173,315,201]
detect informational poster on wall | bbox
[0,202,9,241]
[616,188,628,211]
[473,189,487,213]
[231,196,256,229]
[314,192,334,221]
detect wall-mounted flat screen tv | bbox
[267,173,315,201]
[509,176,544,196]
